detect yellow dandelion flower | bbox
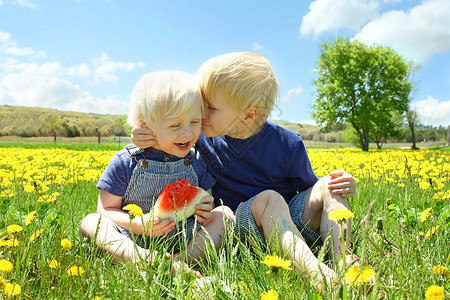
[123,204,144,218]
[61,238,72,250]
[432,265,450,277]
[385,198,391,205]
[0,259,14,272]
[49,260,59,269]
[344,265,376,286]
[398,183,405,188]
[421,208,432,222]
[2,282,21,296]
[24,184,36,193]
[25,210,37,225]
[261,254,293,270]
[0,189,15,198]
[261,289,278,300]
[0,238,19,247]
[328,209,354,222]
[7,224,23,235]
[30,229,44,242]
[420,181,431,190]
[233,281,249,293]
[425,285,444,300]
[425,226,440,238]
[67,266,85,276]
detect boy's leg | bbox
[177,205,234,263]
[248,190,336,282]
[301,175,351,259]
[80,213,149,263]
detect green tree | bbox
[371,111,404,149]
[405,107,419,149]
[312,37,413,151]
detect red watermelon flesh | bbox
[152,179,210,222]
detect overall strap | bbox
[125,144,147,168]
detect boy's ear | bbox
[242,107,259,124]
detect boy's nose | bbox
[181,127,194,138]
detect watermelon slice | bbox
[152,179,210,222]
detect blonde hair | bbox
[127,71,203,128]
[198,52,279,120]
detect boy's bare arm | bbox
[327,170,356,198]
[97,189,175,236]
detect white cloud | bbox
[412,96,450,126]
[300,0,379,38]
[280,85,304,106]
[0,32,145,114]
[252,42,264,51]
[12,0,35,8]
[0,31,44,57]
[92,53,146,84]
[354,0,450,64]
[0,64,129,114]
[287,86,304,97]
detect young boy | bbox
[80,71,232,272]
[131,53,356,284]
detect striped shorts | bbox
[234,187,322,247]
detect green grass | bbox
[0,145,449,299]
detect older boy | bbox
[132,53,356,283]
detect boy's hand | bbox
[194,195,214,223]
[131,125,158,149]
[328,170,356,198]
[142,214,175,237]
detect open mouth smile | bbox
[175,142,191,150]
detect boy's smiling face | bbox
[202,88,246,138]
[151,100,202,157]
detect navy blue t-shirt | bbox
[97,147,215,197]
[196,121,319,211]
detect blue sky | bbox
[0,0,449,127]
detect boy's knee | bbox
[80,213,101,238]
[210,205,235,224]
[252,190,287,219]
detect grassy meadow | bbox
[0,142,449,299]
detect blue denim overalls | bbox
[118,145,202,252]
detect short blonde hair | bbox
[128,70,203,128]
[198,52,279,120]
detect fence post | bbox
[447,125,450,146]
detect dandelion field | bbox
[0,144,449,299]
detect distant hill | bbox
[0,105,129,137]
[1,105,324,139]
